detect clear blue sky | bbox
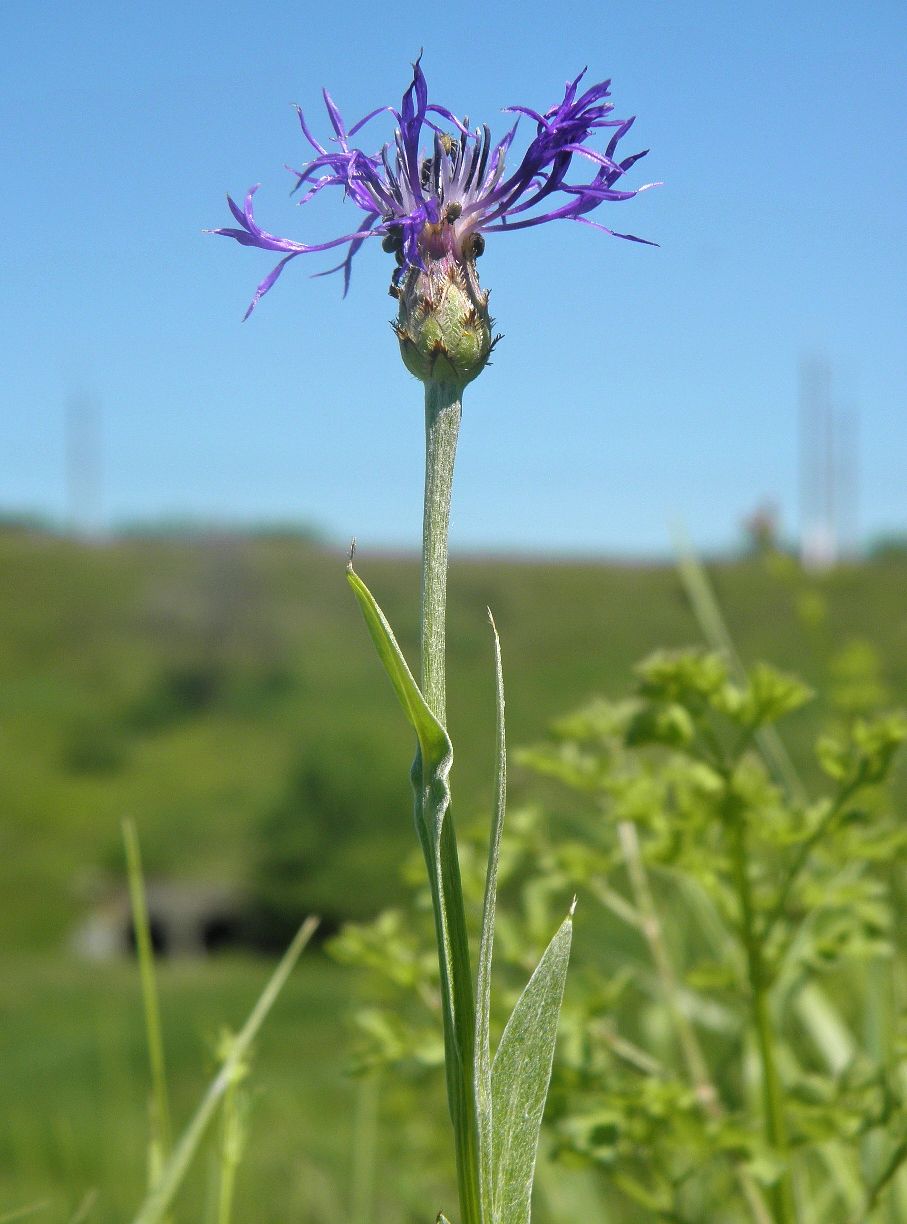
[3,0,905,555]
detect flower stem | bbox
[421,381,462,722]
[419,379,482,1224]
[727,795,797,1224]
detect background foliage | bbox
[2,524,907,1220]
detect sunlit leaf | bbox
[491,910,573,1224]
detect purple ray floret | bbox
[211,58,656,318]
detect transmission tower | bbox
[799,356,859,569]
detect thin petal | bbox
[294,105,327,154]
[571,214,659,244]
[322,88,348,145]
[310,210,380,296]
[348,104,395,137]
[243,252,302,319]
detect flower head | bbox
[212,57,655,321]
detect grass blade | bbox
[215,1036,247,1224]
[349,1073,380,1224]
[0,1205,50,1224]
[130,915,318,1224]
[122,818,173,1181]
[67,1192,98,1224]
[673,530,806,804]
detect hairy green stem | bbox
[421,381,462,722]
[727,798,797,1224]
[419,379,482,1224]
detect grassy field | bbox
[0,951,468,1222]
[2,526,907,1220]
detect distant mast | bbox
[798,356,858,570]
[837,402,859,560]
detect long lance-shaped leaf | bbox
[491,909,574,1224]
[476,610,507,1217]
[347,562,480,1218]
[346,562,451,833]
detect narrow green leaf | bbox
[215,1033,247,1224]
[123,818,173,1182]
[347,561,480,1220]
[130,916,318,1224]
[0,1204,50,1224]
[346,562,450,783]
[476,610,507,1216]
[491,909,574,1224]
[349,1073,381,1224]
[67,1192,98,1224]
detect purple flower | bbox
[212,58,655,319]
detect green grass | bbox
[3,528,907,1220]
[4,528,907,954]
[0,953,460,1223]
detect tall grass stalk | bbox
[122,818,173,1183]
[673,531,805,804]
[129,914,318,1224]
[616,822,773,1224]
[349,1073,380,1224]
[850,1137,907,1224]
[66,1191,98,1224]
[0,1205,50,1223]
[215,1039,246,1224]
[725,792,797,1224]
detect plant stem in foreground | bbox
[123,819,173,1181]
[727,797,797,1224]
[419,379,482,1224]
[616,822,772,1224]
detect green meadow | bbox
[2,526,906,1220]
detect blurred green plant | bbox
[119,820,318,1224]
[247,738,410,943]
[333,643,907,1223]
[347,557,573,1224]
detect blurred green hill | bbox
[3,525,906,954]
